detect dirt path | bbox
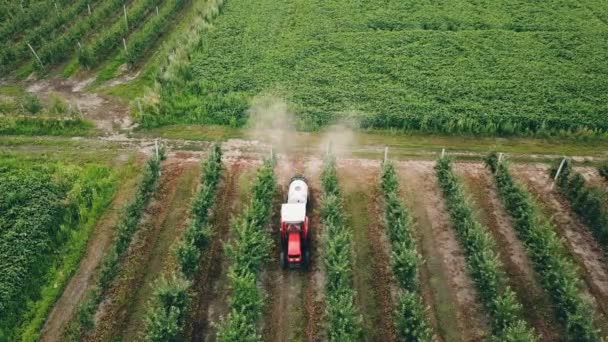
[87,156,199,341]
[40,160,143,342]
[397,160,489,342]
[187,160,244,342]
[262,156,324,342]
[511,164,608,333]
[339,159,397,342]
[454,162,564,341]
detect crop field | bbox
[1,0,608,341]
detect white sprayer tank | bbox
[287,179,308,205]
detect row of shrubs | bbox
[380,162,434,341]
[63,149,165,340]
[551,159,608,254]
[320,156,363,341]
[0,0,64,44]
[215,158,277,340]
[485,153,600,341]
[78,0,160,67]
[125,0,186,67]
[0,0,91,72]
[435,157,537,340]
[34,0,125,71]
[143,145,223,341]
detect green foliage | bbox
[65,151,164,339]
[33,0,125,70]
[0,158,116,341]
[485,152,600,341]
[216,159,276,341]
[550,159,608,254]
[78,0,160,68]
[125,0,187,67]
[0,0,92,73]
[143,0,608,135]
[435,157,535,339]
[320,156,363,341]
[143,274,190,342]
[380,162,433,341]
[0,116,93,136]
[22,93,42,114]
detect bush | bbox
[143,275,190,342]
[216,159,276,340]
[599,163,608,181]
[320,156,363,341]
[485,152,600,341]
[381,162,434,341]
[22,93,42,114]
[435,157,535,339]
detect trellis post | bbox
[551,157,567,190]
[123,5,128,30]
[27,43,43,68]
[384,146,388,163]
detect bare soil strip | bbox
[339,159,397,342]
[510,164,608,333]
[262,156,323,342]
[188,161,244,342]
[87,156,199,341]
[397,160,489,342]
[454,162,564,341]
[40,160,143,342]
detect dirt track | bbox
[87,156,199,341]
[398,161,490,342]
[188,160,246,342]
[262,156,324,342]
[40,158,143,342]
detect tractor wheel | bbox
[303,248,311,270]
[280,250,288,269]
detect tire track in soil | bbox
[87,157,199,342]
[510,164,608,334]
[397,160,489,342]
[338,159,397,342]
[454,163,564,341]
[262,157,323,342]
[40,159,143,342]
[188,161,244,342]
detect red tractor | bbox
[280,176,311,269]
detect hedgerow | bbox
[0,158,117,341]
[550,159,608,254]
[485,152,600,341]
[142,144,223,341]
[78,0,160,68]
[33,0,125,70]
[216,158,276,341]
[320,156,363,341]
[380,162,433,341]
[64,150,164,340]
[435,157,536,340]
[125,0,187,67]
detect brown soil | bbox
[40,158,143,342]
[262,156,324,342]
[187,160,245,342]
[338,159,397,342]
[454,162,564,341]
[397,160,490,342]
[510,164,608,332]
[86,155,199,341]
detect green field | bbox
[143,0,608,135]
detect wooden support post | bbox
[498,152,503,163]
[122,38,128,55]
[155,139,159,160]
[27,43,43,68]
[384,146,388,163]
[441,148,445,158]
[156,6,159,15]
[88,3,91,15]
[123,5,128,30]
[551,157,567,190]
[54,2,58,10]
